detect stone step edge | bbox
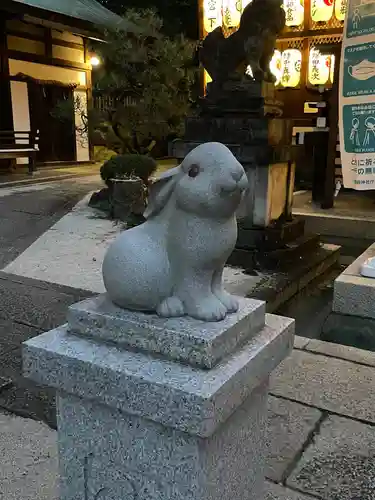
[66,293,266,370]
[23,313,294,438]
[293,335,375,368]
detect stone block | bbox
[0,412,57,500]
[322,311,375,352]
[287,415,375,499]
[306,338,375,367]
[265,482,313,500]
[111,178,145,221]
[333,274,375,319]
[56,384,268,500]
[266,396,322,482]
[293,336,309,350]
[67,294,266,369]
[270,349,375,424]
[342,242,375,276]
[24,313,294,437]
[23,297,294,500]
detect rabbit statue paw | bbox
[214,290,239,313]
[157,296,185,318]
[102,142,248,322]
[158,294,229,322]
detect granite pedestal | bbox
[322,243,375,351]
[23,294,294,500]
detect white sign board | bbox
[339,0,375,190]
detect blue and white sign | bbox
[347,0,375,38]
[339,0,375,189]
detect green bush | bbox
[100,154,157,186]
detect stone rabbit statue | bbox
[102,142,248,321]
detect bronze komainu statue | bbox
[199,0,285,83]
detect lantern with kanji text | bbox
[281,49,302,87]
[308,47,332,85]
[334,0,347,21]
[203,0,223,34]
[283,0,304,27]
[311,0,334,22]
[222,0,242,28]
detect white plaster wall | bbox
[52,45,85,64]
[74,90,90,162]
[10,81,30,165]
[8,60,90,163]
[7,35,45,55]
[8,60,86,87]
[51,30,84,45]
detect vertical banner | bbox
[339,0,375,189]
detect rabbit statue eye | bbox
[188,164,200,178]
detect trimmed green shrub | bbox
[100,154,157,186]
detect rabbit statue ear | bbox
[144,165,182,219]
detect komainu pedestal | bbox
[23,294,294,500]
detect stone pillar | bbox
[170,81,306,262]
[23,294,294,500]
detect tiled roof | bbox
[11,0,127,29]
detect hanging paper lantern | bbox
[270,50,283,86]
[311,0,334,22]
[203,0,223,33]
[283,0,304,27]
[204,70,212,90]
[242,0,253,9]
[335,0,347,21]
[308,47,331,85]
[222,0,242,28]
[281,49,302,88]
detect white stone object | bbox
[333,243,375,319]
[361,256,375,278]
[23,297,295,500]
[102,142,248,322]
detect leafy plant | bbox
[92,8,197,155]
[100,154,157,186]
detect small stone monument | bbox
[22,143,294,500]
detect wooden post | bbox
[84,38,94,162]
[0,16,13,133]
[320,44,341,209]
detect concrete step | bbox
[294,212,375,242]
[228,243,341,313]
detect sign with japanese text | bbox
[339,0,375,189]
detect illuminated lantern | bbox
[242,0,253,8]
[335,0,347,21]
[204,70,212,92]
[283,0,304,27]
[281,49,302,87]
[330,54,335,82]
[203,0,222,33]
[308,47,331,85]
[270,50,283,86]
[222,0,242,28]
[311,0,334,22]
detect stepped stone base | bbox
[23,293,294,500]
[322,242,375,351]
[227,243,340,312]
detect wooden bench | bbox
[0,130,40,174]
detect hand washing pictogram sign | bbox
[339,0,375,189]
